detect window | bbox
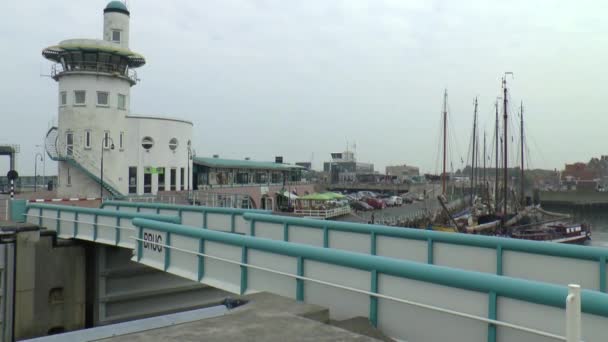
[255,172,267,184]
[170,168,176,190]
[236,172,250,184]
[180,168,185,190]
[118,94,126,110]
[143,169,152,194]
[84,130,92,149]
[272,172,281,183]
[66,132,73,156]
[74,91,86,105]
[119,131,124,150]
[141,136,154,150]
[169,138,178,151]
[97,91,109,106]
[103,131,110,149]
[158,167,165,191]
[60,91,67,106]
[112,30,121,43]
[128,167,137,194]
[66,167,71,186]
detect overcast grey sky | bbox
[1,0,607,176]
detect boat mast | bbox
[520,101,525,206]
[471,97,478,205]
[502,73,512,215]
[483,131,487,187]
[494,99,499,211]
[442,89,448,196]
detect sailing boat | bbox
[432,92,500,233]
[504,99,591,243]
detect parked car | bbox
[400,193,415,203]
[383,196,397,206]
[365,197,386,209]
[358,191,377,198]
[351,201,373,211]
[390,195,403,206]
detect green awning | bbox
[298,192,345,201]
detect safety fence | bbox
[242,213,608,293]
[100,201,269,236]
[100,201,608,293]
[15,201,608,341]
[24,203,181,248]
[132,218,605,342]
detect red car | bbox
[364,197,386,209]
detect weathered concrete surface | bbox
[330,317,393,342]
[0,223,87,340]
[101,293,387,342]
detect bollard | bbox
[565,284,581,342]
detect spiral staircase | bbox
[45,127,124,198]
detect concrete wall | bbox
[125,116,193,195]
[103,11,130,49]
[15,230,85,339]
[94,245,228,325]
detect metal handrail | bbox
[54,139,123,195]
[51,62,138,83]
[138,237,570,340]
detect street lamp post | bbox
[36,144,46,188]
[34,153,43,192]
[100,136,115,199]
[187,141,192,191]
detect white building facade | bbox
[43,1,192,198]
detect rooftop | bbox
[104,1,130,15]
[42,39,145,68]
[193,157,304,171]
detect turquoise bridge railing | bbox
[241,213,608,293]
[99,201,608,293]
[17,201,604,340]
[132,218,608,342]
[24,203,181,248]
[101,200,269,234]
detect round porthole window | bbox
[141,136,154,150]
[169,138,179,151]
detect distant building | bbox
[193,156,304,188]
[322,151,374,183]
[385,164,420,183]
[295,162,312,170]
[561,162,599,191]
[191,156,313,211]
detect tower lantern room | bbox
[42,1,144,86]
[103,1,130,49]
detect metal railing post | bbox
[566,284,581,342]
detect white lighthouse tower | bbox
[43,1,193,198]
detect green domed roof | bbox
[104,1,129,15]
